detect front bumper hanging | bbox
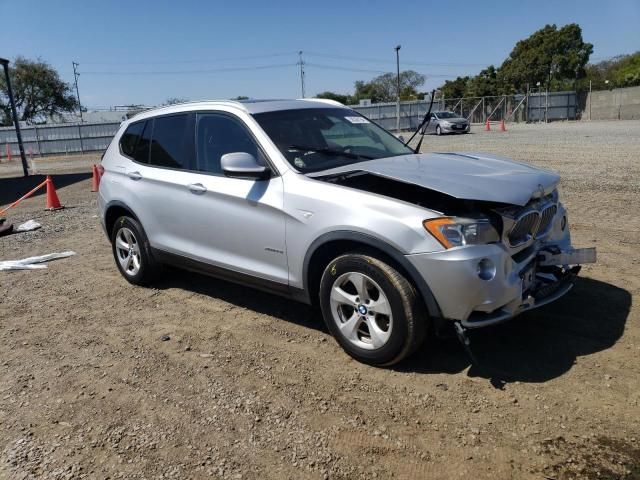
[462,264,582,328]
[407,244,596,329]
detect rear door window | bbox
[148,114,195,170]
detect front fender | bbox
[302,230,442,319]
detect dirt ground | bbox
[1,120,639,479]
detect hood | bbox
[439,117,468,124]
[309,152,560,207]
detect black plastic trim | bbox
[302,231,442,318]
[151,248,306,301]
[117,110,281,178]
[102,200,140,238]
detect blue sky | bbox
[2,0,638,108]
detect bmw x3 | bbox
[98,99,596,366]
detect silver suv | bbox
[98,99,595,366]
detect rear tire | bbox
[319,254,428,366]
[111,216,159,286]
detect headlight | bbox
[423,217,500,249]
[442,121,452,126]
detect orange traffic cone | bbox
[45,175,63,210]
[485,119,491,131]
[91,164,100,192]
[500,119,506,131]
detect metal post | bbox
[538,87,542,123]
[525,84,529,122]
[0,58,29,177]
[34,124,42,156]
[589,80,591,121]
[482,97,485,123]
[545,88,548,123]
[298,51,305,98]
[77,124,84,153]
[395,45,401,132]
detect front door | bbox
[145,111,288,285]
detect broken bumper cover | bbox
[405,244,596,328]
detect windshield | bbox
[435,111,459,119]
[252,108,413,173]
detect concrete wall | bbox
[582,85,640,120]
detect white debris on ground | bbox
[15,220,42,232]
[0,251,76,271]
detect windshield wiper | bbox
[287,144,373,160]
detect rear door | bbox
[124,113,198,253]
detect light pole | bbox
[395,45,401,132]
[72,61,83,122]
[0,57,29,177]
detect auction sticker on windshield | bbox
[344,116,370,124]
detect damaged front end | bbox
[316,169,596,327]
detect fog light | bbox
[477,258,496,281]
[561,215,567,231]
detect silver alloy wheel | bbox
[329,272,393,350]
[115,227,141,277]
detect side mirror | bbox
[398,135,405,143]
[221,152,270,180]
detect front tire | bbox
[436,125,442,135]
[319,254,428,366]
[111,216,159,285]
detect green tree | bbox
[230,95,250,100]
[164,97,189,105]
[353,70,425,103]
[499,24,593,92]
[315,91,354,104]
[466,66,501,97]
[441,76,470,99]
[582,52,640,90]
[0,57,77,125]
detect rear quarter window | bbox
[120,121,145,158]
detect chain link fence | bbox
[352,91,578,130]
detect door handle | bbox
[187,183,207,194]
[127,171,142,180]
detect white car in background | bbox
[421,111,470,135]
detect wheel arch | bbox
[303,231,441,318]
[104,200,140,238]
